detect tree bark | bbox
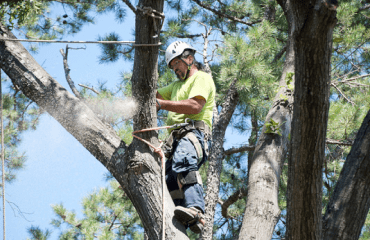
[238,35,294,240]
[200,79,239,240]
[323,110,370,240]
[0,1,189,238]
[284,0,337,239]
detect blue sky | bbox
[1,4,249,240]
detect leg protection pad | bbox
[178,171,203,187]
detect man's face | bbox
[169,56,192,80]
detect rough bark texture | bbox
[200,80,239,240]
[323,110,370,240]
[0,1,189,238]
[238,36,294,240]
[284,0,337,239]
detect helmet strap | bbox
[179,58,194,80]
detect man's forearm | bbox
[157,98,203,114]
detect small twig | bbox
[78,84,100,95]
[330,83,355,106]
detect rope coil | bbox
[137,6,165,39]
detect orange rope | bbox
[132,128,166,240]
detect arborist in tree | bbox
[156,41,216,233]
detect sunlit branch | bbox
[224,145,255,155]
[78,84,100,95]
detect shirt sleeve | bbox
[157,82,174,100]
[188,73,213,101]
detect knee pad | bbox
[177,171,203,188]
[169,171,203,200]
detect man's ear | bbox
[187,54,194,63]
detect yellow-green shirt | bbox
[158,71,216,130]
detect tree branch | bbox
[357,3,370,13]
[326,138,354,146]
[60,45,82,99]
[78,84,100,95]
[121,0,137,14]
[330,83,355,106]
[191,0,261,26]
[224,145,255,155]
[332,74,370,87]
[221,187,248,218]
[271,44,287,64]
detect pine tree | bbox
[1,0,370,239]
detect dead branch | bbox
[60,45,82,99]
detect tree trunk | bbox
[323,110,370,240]
[238,35,294,240]
[0,1,189,237]
[285,1,337,239]
[200,80,239,240]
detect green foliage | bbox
[264,118,283,136]
[50,180,143,240]
[0,77,43,184]
[12,0,370,238]
[0,0,44,29]
[27,225,52,240]
[285,72,294,90]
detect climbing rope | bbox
[132,122,189,240]
[0,39,161,46]
[136,6,165,39]
[0,70,5,240]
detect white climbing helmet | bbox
[165,41,196,67]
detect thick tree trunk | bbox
[285,1,337,239]
[114,1,187,239]
[238,36,294,240]
[200,80,239,240]
[323,110,370,240]
[0,1,189,238]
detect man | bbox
[156,41,216,233]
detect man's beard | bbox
[175,69,186,81]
